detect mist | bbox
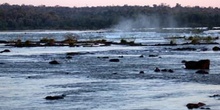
[112,14,177,31]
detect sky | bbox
[0,0,220,7]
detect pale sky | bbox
[0,0,220,7]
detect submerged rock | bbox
[45,94,66,100]
[49,60,60,64]
[196,70,209,74]
[184,59,210,69]
[173,47,196,51]
[66,56,72,59]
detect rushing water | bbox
[0,30,220,110]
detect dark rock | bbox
[118,56,124,58]
[66,52,82,56]
[0,49,11,53]
[0,40,8,43]
[154,67,160,72]
[184,59,210,69]
[139,55,144,58]
[112,72,118,75]
[168,69,174,73]
[109,59,120,62]
[174,47,196,51]
[97,56,109,59]
[212,46,220,51]
[209,94,220,98]
[49,60,60,64]
[139,71,144,74]
[45,94,66,100]
[149,54,158,57]
[196,70,209,74]
[186,102,206,109]
[161,69,168,72]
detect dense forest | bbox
[0,3,220,30]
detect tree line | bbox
[0,3,220,30]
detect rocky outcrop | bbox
[184,59,210,69]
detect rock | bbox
[212,46,220,51]
[118,56,124,58]
[196,70,209,74]
[209,94,220,98]
[0,49,10,53]
[184,59,210,69]
[66,52,82,56]
[161,69,168,72]
[45,94,66,100]
[181,60,187,63]
[97,56,109,59]
[139,55,144,58]
[109,59,120,62]
[49,60,60,64]
[168,69,174,73]
[112,72,118,75]
[186,102,206,109]
[139,71,144,74]
[154,67,160,72]
[149,54,158,57]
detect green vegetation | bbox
[0,3,220,30]
[186,36,219,44]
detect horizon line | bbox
[1,2,219,8]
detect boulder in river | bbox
[212,46,220,51]
[186,102,206,109]
[49,60,60,64]
[0,49,10,53]
[184,59,210,69]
